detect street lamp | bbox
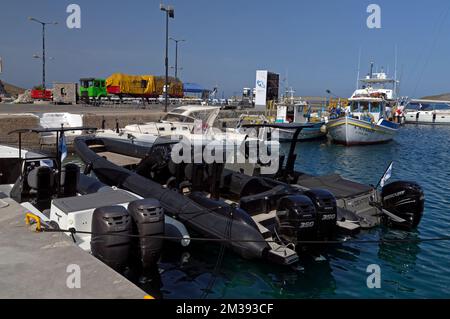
[169,37,185,79]
[29,17,57,90]
[160,3,175,113]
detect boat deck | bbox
[0,197,147,299]
[97,151,142,167]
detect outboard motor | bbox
[304,189,337,239]
[381,181,425,229]
[61,164,80,197]
[91,206,132,271]
[128,199,164,270]
[277,195,317,244]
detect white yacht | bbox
[97,105,251,150]
[403,101,450,124]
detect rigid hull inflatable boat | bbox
[1,127,189,275]
[234,123,425,231]
[74,136,343,265]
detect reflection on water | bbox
[66,125,450,298]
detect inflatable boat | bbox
[74,136,344,265]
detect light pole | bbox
[160,4,174,113]
[169,38,185,79]
[29,17,57,90]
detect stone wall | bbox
[0,114,40,147]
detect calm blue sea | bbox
[69,124,450,299]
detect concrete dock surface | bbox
[0,197,147,299]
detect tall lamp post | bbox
[169,37,185,79]
[160,4,174,113]
[28,17,57,90]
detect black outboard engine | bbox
[91,206,132,271]
[128,199,164,270]
[381,181,425,229]
[277,195,317,244]
[304,189,337,239]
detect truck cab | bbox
[79,78,107,103]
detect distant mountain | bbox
[0,80,26,97]
[420,93,450,101]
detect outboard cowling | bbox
[381,181,425,229]
[128,199,164,269]
[277,195,317,243]
[304,189,337,239]
[91,206,132,271]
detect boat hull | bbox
[404,111,450,125]
[275,122,326,142]
[327,117,397,145]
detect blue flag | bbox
[379,162,393,188]
[59,131,68,162]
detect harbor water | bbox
[67,124,450,299]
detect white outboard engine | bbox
[381,181,425,229]
[277,195,317,244]
[128,199,165,270]
[91,206,132,271]
[304,189,338,240]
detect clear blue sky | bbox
[1,0,450,98]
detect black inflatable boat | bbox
[75,136,310,265]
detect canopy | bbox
[183,82,206,94]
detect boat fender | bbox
[165,215,191,247]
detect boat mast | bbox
[394,45,398,98]
[356,48,362,90]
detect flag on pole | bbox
[379,162,393,188]
[59,131,68,162]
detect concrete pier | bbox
[0,103,265,148]
[0,197,147,299]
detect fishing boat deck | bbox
[0,197,147,299]
[97,151,142,167]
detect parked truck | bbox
[106,73,184,99]
[79,78,108,104]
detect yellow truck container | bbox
[106,73,183,98]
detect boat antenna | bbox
[394,45,398,98]
[369,61,374,79]
[356,48,362,90]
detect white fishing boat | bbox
[273,101,327,142]
[327,65,400,145]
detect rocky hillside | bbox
[421,93,450,101]
[0,80,26,97]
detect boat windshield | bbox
[162,113,195,123]
[433,103,450,110]
[162,109,215,124]
[350,101,382,113]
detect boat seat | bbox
[27,166,55,198]
[296,174,373,199]
[240,185,292,215]
[61,164,80,197]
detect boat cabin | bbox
[276,102,311,124]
